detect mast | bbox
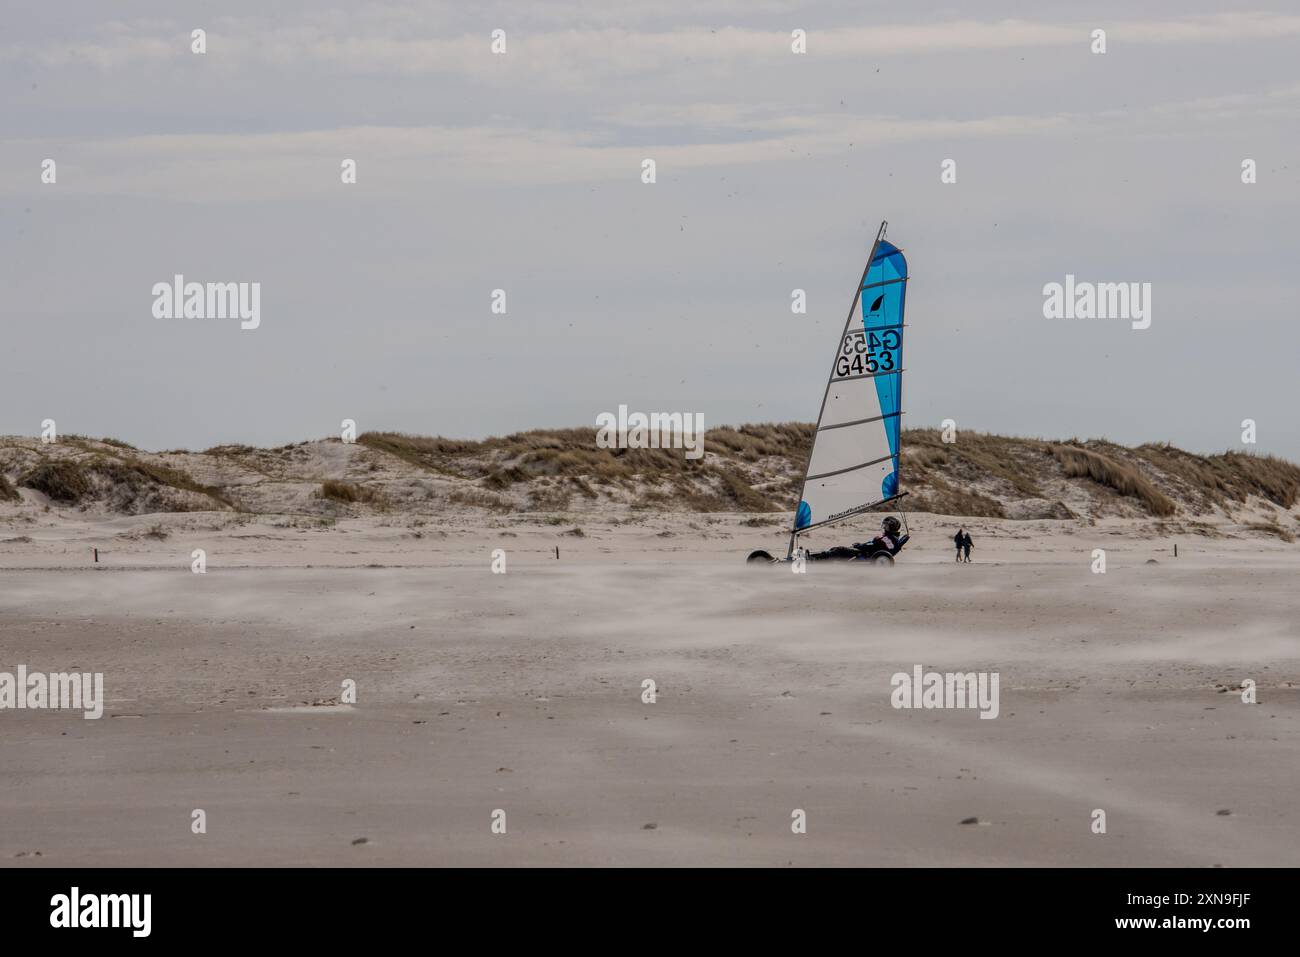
[787,221,888,559]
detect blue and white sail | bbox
[793,223,907,538]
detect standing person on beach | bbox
[962,530,974,563]
[953,528,965,562]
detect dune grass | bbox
[0,473,22,502]
[19,461,93,503]
[357,432,475,477]
[1050,445,1176,516]
[905,429,1047,498]
[18,452,233,510]
[1246,521,1296,543]
[447,487,513,512]
[96,456,234,510]
[317,480,389,511]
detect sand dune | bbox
[4,428,1300,531]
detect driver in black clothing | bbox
[804,516,905,561]
[863,516,902,555]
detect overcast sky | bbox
[3,2,1298,459]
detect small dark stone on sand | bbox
[352,837,370,845]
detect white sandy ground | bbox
[1,509,1298,866]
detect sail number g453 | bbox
[835,329,899,378]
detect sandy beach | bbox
[2,511,1297,866]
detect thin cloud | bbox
[0,113,1069,199]
[8,76,1300,200]
[6,12,1300,80]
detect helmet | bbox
[881,516,901,535]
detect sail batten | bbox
[807,453,897,482]
[819,412,901,433]
[828,368,906,383]
[791,222,908,543]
